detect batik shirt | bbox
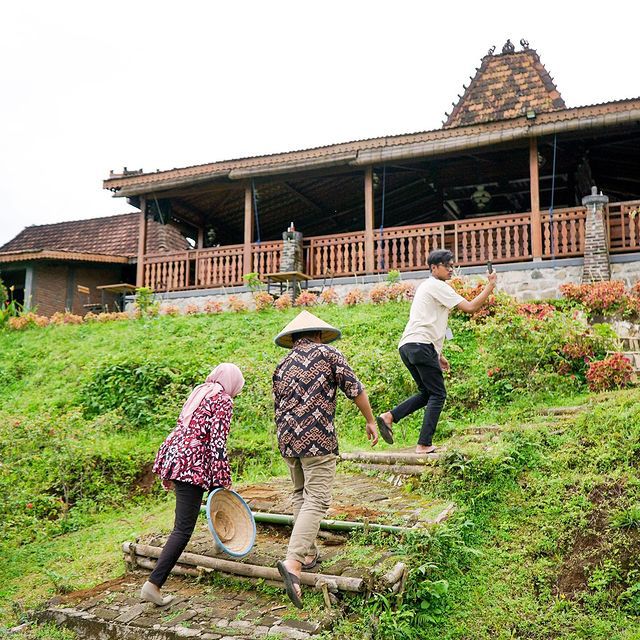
[273,338,364,457]
[153,393,233,490]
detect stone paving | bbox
[40,575,328,639]
[35,467,456,638]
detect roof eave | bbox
[103,99,640,194]
[0,250,131,264]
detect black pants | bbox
[148,480,205,588]
[390,342,447,447]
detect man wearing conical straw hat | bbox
[272,310,379,608]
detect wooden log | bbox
[340,451,437,465]
[432,503,456,524]
[382,562,406,586]
[251,511,414,534]
[123,542,364,593]
[354,462,428,476]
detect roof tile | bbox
[0,213,190,258]
[444,48,566,128]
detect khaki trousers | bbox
[284,454,337,564]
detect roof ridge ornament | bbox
[502,39,515,54]
[520,38,530,50]
[487,45,496,56]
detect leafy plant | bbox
[243,272,263,292]
[134,286,159,318]
[586,353,634,392]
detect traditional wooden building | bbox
[0,213,189,315]
[101,41,639,295]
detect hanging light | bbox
[471,185,491,211]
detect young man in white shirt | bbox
[376,249,497,454]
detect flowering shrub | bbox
[560,281,636,318]
[368,284,389,304]
[319,287,338,305]
[227,295,248,313]
[160,304,180,316]
[344,288,365,306]
[632,281,640,297]
[387,281,415,302]
[203,299,223,314]
[295,291,318,307]
[586,353,634,392]
[50,311,83,325]
[450,277,500,320]
[274,293,293,310]
[184,304,200,315]
[8,315,31,330]
[253,291,274,311]
[516,303,555,321]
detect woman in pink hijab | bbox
[141,363,245,605]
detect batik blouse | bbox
[152,392,233,491]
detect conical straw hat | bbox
[274,310,341,349]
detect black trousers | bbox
[390,342,447,447]
[148,480,205,588]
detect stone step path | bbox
[38,575,328,639]
[37,471,453,638]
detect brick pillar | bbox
[581,186,610,283]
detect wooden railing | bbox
[541,207,586,258]
[454,213,532,264]
[307,231,367,276]
[607,200,640,253]
[143,251,190,291]
[195,245,244,288]
[141,199,640,292]
[252,240,282,275]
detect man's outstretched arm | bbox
[456,271,498,314]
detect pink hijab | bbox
[178,363,245,427]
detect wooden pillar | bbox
[529,137,543,259]
[135,196,147,287]
[364,167,375,273]
[197,226,205,249]
[243,185,254,275]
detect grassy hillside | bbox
[1,302,638,638]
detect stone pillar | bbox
[581,186,610,283]
[280,224,303,273]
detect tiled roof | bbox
[0,213,190,258]
[444,44,566,128]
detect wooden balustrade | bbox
[307,231,367,277]
[140,200,640,293]
[252,241,282,275]
[374,224,445,272]
[195,245,244,287]
[143,252,190,292]
[607,200,640,253]
[454,213,532,264]
[541,207,585,258]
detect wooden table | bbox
[96,283,137,311]
[265,271,311,299]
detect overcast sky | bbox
[0,0,637,247]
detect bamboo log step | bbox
[340,450,440,465]
[123,542,365,593]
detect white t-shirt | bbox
[399,277,465,353]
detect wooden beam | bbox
[364,167,375,273]
[529,137,542,259]
[243,184,254,275]
[135,197,147,288]
[197,227,204,249]
[281,181,326,215]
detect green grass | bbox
[1,303,638,637]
